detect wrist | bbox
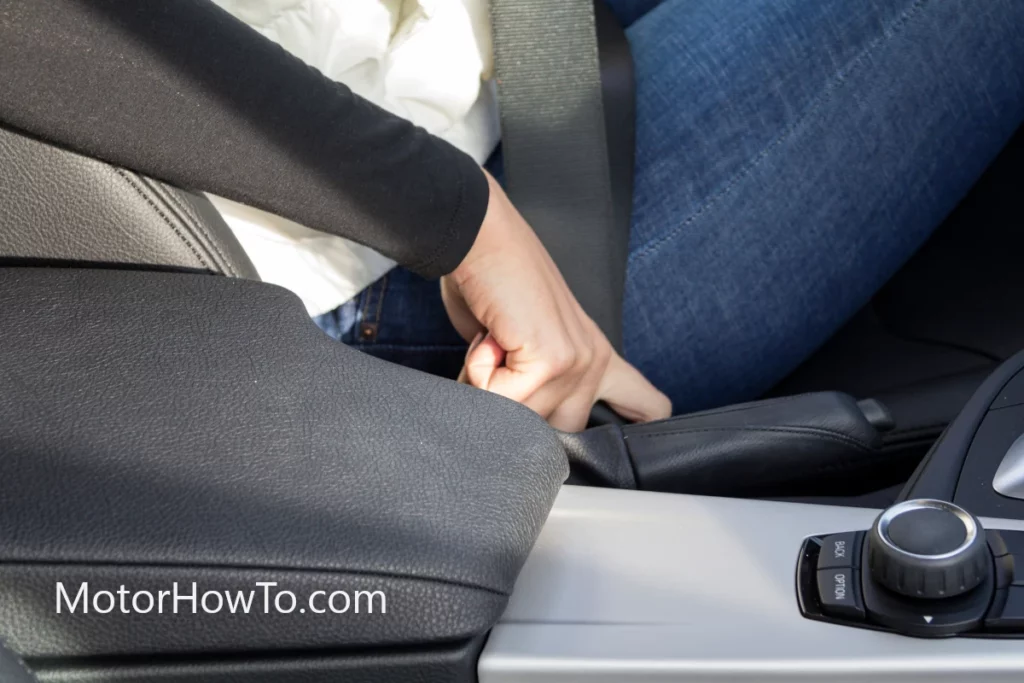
[451,170,503,285]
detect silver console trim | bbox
[994,432,1024,501]
[479,486,1024,683]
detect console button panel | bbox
[987,586,1024,631]
[816,567,865,621]
[798,528,1024,638]
[817,531,862,570]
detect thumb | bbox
[598,354,672,423]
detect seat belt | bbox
[489,0,628,351]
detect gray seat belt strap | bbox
[489,0,626,350]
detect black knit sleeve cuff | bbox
[407,148,491,279]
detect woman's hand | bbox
[441,170,671,431]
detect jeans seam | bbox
[629,0,931,266]
[357,280,374,327]
[373,273,389,325]
[629,424,875,452]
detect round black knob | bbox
[867,499,989,599]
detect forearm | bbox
[0,0,488,277]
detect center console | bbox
[480,489,1024,682]
[481,351,1024,682]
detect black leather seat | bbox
[0,124,257,279]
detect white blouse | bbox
[210,0,498,315]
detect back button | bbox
[817,531,863,570]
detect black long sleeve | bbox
[0,0,490,277]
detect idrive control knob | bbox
[867,499,989,599]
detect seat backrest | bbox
[0,124,258,279]
[0,2,633,309]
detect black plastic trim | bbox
[954,408,1024,519]
[28,637,487,683]
[901,350,1024,502]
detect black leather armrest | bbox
[623,392,893,497]
[0,268,567,661]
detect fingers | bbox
[464,329,593,425]
[457,332,484,384]
[463,327,619,431]
[597,354,672,423]
[462,333,507,388]
[533,351,669,430]
[546,386,600,432]
[446,173,670,430]
[461,322,669,431]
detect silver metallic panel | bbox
[479,486,1024,682]
[994,433,1024,500]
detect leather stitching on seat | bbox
[629,425,875,452]
[113,169,210,270]
[157,183,239,277]
[658,394,809,422]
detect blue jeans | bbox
[318,0,1024,413]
